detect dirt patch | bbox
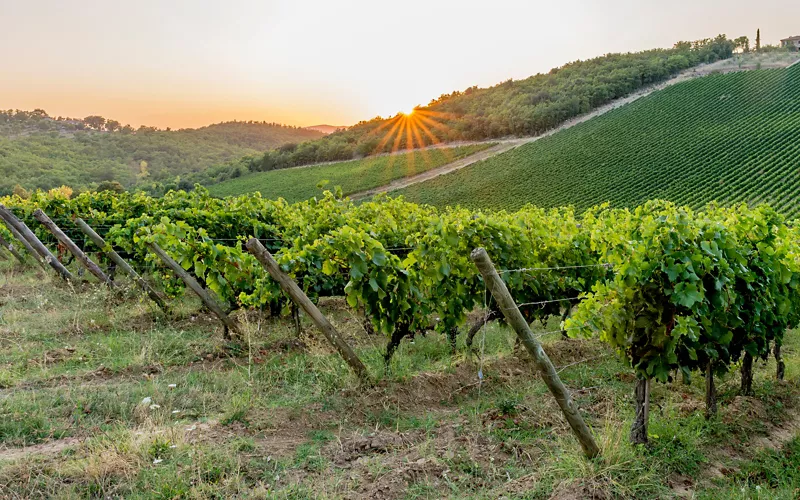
[332,430,424,465]
[27,346,76,367]
[331,426,501,499]
[362,457,448,499]
[549,477,611,500]
[0,437,82,462]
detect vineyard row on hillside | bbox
[396,64,800,216]
[3,188,800,443]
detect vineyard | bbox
[207,144,493,201]
[395,64,800,215]
[2,188,800,496]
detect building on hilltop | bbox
[781,36,800,50]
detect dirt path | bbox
[348,53,800,199]
[0,437,82,462]
[350,139,529,200]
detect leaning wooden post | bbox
[74,218,168,312]
[148,241,238,338]
[0,234,27,265]
[470,247,600,459]
[0,205,74,281]
[33,210,114,287]
[0,214,46,270]
[246,238,370,384]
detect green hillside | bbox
[204,36,738,182]
[394,64,800,216]
[0,111,323,194]
[208,144,493,202]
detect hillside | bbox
[393,63,800,216]
[0,111,323,194]
[200,36,737,184]
[207,144,493,202]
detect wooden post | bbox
[34,210,114,287]
[148,241,238,338]
[775,342,786,381]
[630,377,650,444]
[740,352,754,396]
[74,218,168,312]
[470,247,600,459]
[0,214,46,270]
[705,362,717,419]
[0,234,26,265]
[246,238,370,384]
[0,205,74,281]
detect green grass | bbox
[207,144,494,201]
[2,260,800,497]
[395,65,800,216]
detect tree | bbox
[96,181,126,193]
[734,36,750,53]
[83,115,106,130]
[12,184,30,199]
[756,29,761,51]
[105,120,121,132]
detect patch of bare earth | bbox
[0,437,82,463]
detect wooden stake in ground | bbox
[0,204,73,281]
[74,218,168,312]
[705,361,717,419]
[0,212,46,270]
[741,352,754,396]
[775,343,786,381]
[33,210,114,287]
[0,233,26,265]
[470,247,600,459]
[246,238,371,384]
[630,377,650,444]
[148,241,238,338]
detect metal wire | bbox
[500,263,612,273]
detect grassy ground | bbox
[207,144,493,201]
[1,259,800,498]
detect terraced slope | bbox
[394,65,800,217]
[208,144,493,202]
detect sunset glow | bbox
[1,1,796,129]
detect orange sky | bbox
[1,0,796,129]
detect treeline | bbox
[192,35,738,185]
[0,109,313,136]
[0,110,323,195]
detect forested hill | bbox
[0,110,323,195]
[196,35,738,185]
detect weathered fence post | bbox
[0,213,46,270]
[470,247,600,459]
[246,238,371,384]
[0,234,26,265]
[630,377,650,444]
[74,218,168,312]
[148,241,238,339]
[775,343,786,381]
[34,210,114,287]
[0,205,74,281]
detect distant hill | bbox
[304,125,347,135]
[394,63,800,217]
[202,35,738,184]
[0,111,323,194]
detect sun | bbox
[402,108,415,116]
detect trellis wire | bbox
[500,263,612,274]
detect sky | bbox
[1,0,796,129]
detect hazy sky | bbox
[1,0,796,129]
